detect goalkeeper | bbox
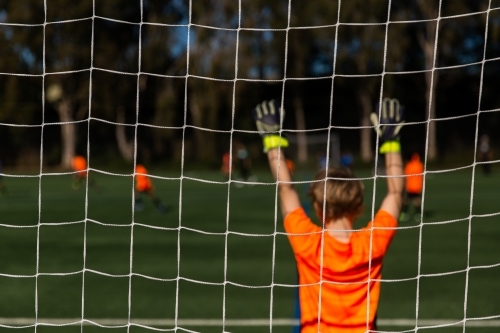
[134,164,167,213]
[71,155,100,191]
[253,99,404,332]
[401,152,424,222]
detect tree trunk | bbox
[425,70,438,161]
[359,90,373,162]
[189,92,202,161]
[204,85,218,161]
[115,107,134,162]
[290,31,308,164]
[57,99,76,169]
[152,78,178,156]
[293,94,308,163]
[418,19,439,161]
[419,22,438,161]
[188,89,216,162]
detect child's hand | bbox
[252,100,289,152]
[370,98,405,153]
[252,100,284,134]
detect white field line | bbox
[0,318,499,327]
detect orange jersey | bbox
[404,159,424,194]
[221,152,232,174]
[135,165,152,192]
[284,208,397,333]
[71,156,87,177]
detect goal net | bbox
[1,0,500,332]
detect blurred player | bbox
[316,151,328,170]
[478,134,492,176]
[134,164,167,213]
[401,152,424,222]
[221,151,232,180]
[235,142,257,187]
[253,99,404,332]
[0,158,7,196]
[340,150,354,170]
[71,155,100,191]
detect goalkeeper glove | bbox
[252,100,289,152]
[370,98,405,154]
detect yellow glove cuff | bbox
[263,135,289,153]
[379,140,401,154]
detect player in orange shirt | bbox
[253,99,404,332]
[221,151,232,180]
[71,155,100,191]
[401,152,424,222]
[134,164,167,213]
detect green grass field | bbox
[0,166,499,333]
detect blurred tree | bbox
[43,1,93,169]
[336,0,410,162]
[393,0,488,161]
[337,1,388,162]
[415,0,440,161]
[1,0,143,168]
[288,1,341,163]
[244,0,340,163]
[0,0,44,166]
[92,1,141,163]
[241,1,406,163]
[180,0,239,162]
[1,0,92,168]
[0,0,494,167]
[128,0,189,163]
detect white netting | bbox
[1,0,500,332]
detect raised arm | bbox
[252,100,301,218]
[370,98,405,220]
[267,148,301,217]
[379,152,404,219]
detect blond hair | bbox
[308,168,364,220]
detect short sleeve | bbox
[361,210,398,258]
[283,207,322,258]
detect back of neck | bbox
[325,217,353,244]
